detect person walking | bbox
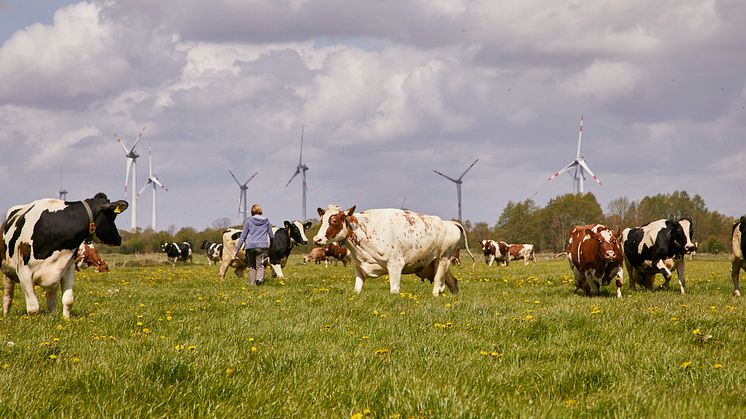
[234,204,275,285]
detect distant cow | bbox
[313,205,475,296]
[1,193,127,318]
[508,243,537,265]
[622,217,696,294]
[304,247,328,266]
[450,246,461,266]
[325,242,352,267]
[200,240,223,265]
[75,241,109,272]
[732,216,746,297]
[161,242,193,266]
[481,239,510,266]
[567,224,623,298]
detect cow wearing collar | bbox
[1,193,127,318]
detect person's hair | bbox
[251,204,263,215]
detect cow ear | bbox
[346,206,356,216]
[304,221,312,229]
[317,207,325,217]
[284,221,292,228]
[106,200,129,214]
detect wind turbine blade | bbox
[148,141,153,176]
[433,170,458,183]
[152,177,168,191]
[228,170,242,186]
[577,160,602,186]
[244,171,258,186]
[125,158,133,193]
[285,168,300,187]
[115,133,130,154]
[546,161,578,181]
[298,126,304,164]
[576,114,584,159]
[131,126,146,151]
[458,158,479,180]
[138,181,151,196]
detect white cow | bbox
[313,205,475,296]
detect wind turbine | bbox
[58,168,68,200]
[115,126,146,230]
[229,170,258,223]
[433,158,479,222]
[546,115,602,194]
[137,139,167,231]
[285,126,309,220]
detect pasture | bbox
[1,253,744,417]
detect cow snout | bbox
[313,236,326,246]
[604,250,616,261]
[685,244,697,253]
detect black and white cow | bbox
[1,193,128,318]
[161,242,193,266]
[218,220,311,280]
[622,217,696,294]
[731,216,746,297]
[200,240,223,266]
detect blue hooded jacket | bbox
[235,215,275,251]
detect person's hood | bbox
[249,215,269,227]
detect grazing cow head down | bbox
[671,217,696,254]
[314,205,356,246]
[285,220,311,245]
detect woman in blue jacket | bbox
[235,204,275,285]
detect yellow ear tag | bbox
[114,206,122,214]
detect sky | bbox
[1,0,744,231]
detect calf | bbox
[161,242,193,266]
[75,241,109,272]
[508,243,537,265]
[304,247,328,266]
[732,216,746,297]
[200,240,223,266]
[622,217,696,294]
[481,239,510,266]
[2,193,127,318]
[325,242,352,267]
[313,205,475,296]
[567,224,623,298]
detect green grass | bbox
[1,254,744,417]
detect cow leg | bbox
[431,258,450,297]
[218,260,229,280]
[524,256,529,266]
[3,276,14,316]
[45,286,58,314]
[444,269,459,294]
[387,260,405,294]
[59,265,75,319]
[732,258,743,297]
[487,255,494,267]
[654,260,674,291]
[675,259,686,295]
[17,269,40,316]
[353,264,366,294]
[612,267,623,298]
[270,264,285,279]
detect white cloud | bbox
[561,60,642,100]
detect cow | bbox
[622,217,696,295]
[75,241,109,272]
[508,243,537,265]
[1,193,128,318]
[567,224,623,298]
[731,216,746,297]
[218,220,311,280]
[303,247,328,266]
[200,240,223,266]
[313,205,475,296]
[161,242,193,266]
[481,239,510,266]
[325,241,352,267]
[450,246,461,266]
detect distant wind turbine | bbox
[137,139,167,230]
[115,126,146,230]
[59,168,68,200]
[285,126,309,220]
[546,115,602,194]
[433,158,479,222]
[229,170,258,223]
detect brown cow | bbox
[325,242,352,267]
[481,239,510,266]
[567,224,623,298]
[75,241,109,272]
[508,244,536,265]
[303,247,328,266]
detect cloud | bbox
[561,60,642,100]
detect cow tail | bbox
[453,221,477,269]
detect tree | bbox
[495,199,540,245]
[538,193,604,252]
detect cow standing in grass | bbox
[200,240,223,266]
[732,216,746,297]
[161,242,193,266]
[313,205,474,296]
[1,193,127,318]
[75,241,109,272]
[304,247,328,266]
[481,239,509,266]
[508,243,537,265]
[567,224,623,298]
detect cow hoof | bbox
[735,290,741,297]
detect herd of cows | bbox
[1,194,745,319]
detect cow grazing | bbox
[567,224,623,298]
[200,240,223,266]
[731,216,746,297]
[481,239,510,266]
[75,241,109,272]
[161,242,193,266]
[1,193,127,318]
[450,246,461,266]
[622,217,696,294]
[219,220,311,280]
[325,241,352,267]
[303,247,328,266]
[508,243,537,265]
[313,205,475,296]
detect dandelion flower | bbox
[70,355,80,363]
[142,328,152,334]
[251,346,257,352]
[681,360,693,369]
[713,363,722,369]
[375,348,389,356]
[692,328,702,336]
[49,354,58,360]
[226,368,235,378]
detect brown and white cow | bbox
[731,216,746,297]
[75,241,109,272]
[313,205,475,296]
[325,242,352,267]
[508,243,537,265]
[567,224,623,298]
[303,247,328,266]
[481,239,510,266]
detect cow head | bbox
[313,205,355,246]
[672,217,696,254]
[88,193,128,246]
[161,243,175,253]
[200,240,209,250]
[587,228,617,262]
[285,220,311,245]
[480,240,492,255]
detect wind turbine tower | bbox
[115,127,146,230]
[137,139,168,230]
[433,158,479,222]
[285,126,309,220]
[58,169,68,200]
[229,170,258,223]
[546,115,602,194]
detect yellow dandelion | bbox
[52,337,60,342]
[248,337,255,342]
[375,348,389,356]
[139,303,146,308]
[564,399,578,406]
[372,310,379,315]
[351,413,363,419]
[250,346,257,352]
[323,324,332,331]
[142,328,152,334]
[49,354,58,360]
[713,363,722,369]
[226,367,235,378]
[70,355,80,363]
[40,341,50,347]
[187,345,197,351]
[55,324,64,330]
[681,360,693,369]
[136,321,144,326]
[361,336,370,340]
[671,317,678,321]
[692,328,702,335]
[591,306,602,314]
[525,315,534,321]
[175,344,184,351]
[2,363,9,369]
[479,350,489,356]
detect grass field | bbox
[1,253,744,417]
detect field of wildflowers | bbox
[1,254,744,417]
